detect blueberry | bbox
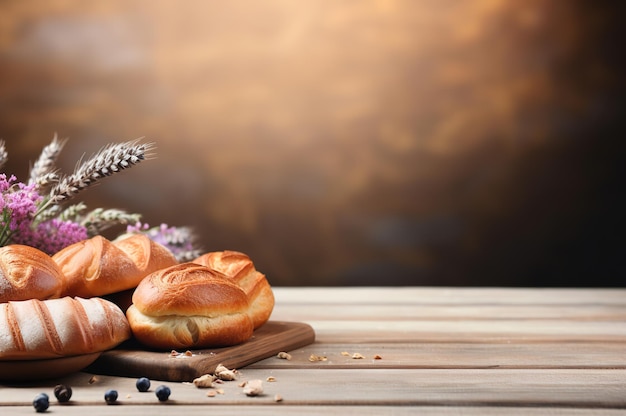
[155,385,171,402]
[35,392,49,401]
[136,377,151,392]
[104,389,118,404]
[53,384,72,402]
[32,393,49,413]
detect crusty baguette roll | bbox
[126,263,254,349]
[0,296,130,360]
[193,250,274,329]
[0,245,64,303]
[53,234,178,298]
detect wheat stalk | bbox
[36,202,87,224]
[46,139,154,207]
[0,140,7,170]
[35,205,62,223]
[58,202,88,221]
[29,134,67,188]
[80,208,142,236]
[33,172,60,189]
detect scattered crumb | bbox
[266,376,276,382]
[243,379,264,396]
[218,370,237,380]
[308,354,328,362]
[341,351,350,356]
[193,374,216,388]
[215,388,225,395]
[352,353,365,359]
[126,394,132,399]
[238,381,247,388]
[88,376,98,384]
[277,351,292,360]
[169,349,194,358]
[215,363,238,380]
[206,391,216,397]
[373,354,383,360]
[274,394,283,402]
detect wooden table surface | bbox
[1,287,626,414]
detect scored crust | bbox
[131,263,251,316]
[0,297,130,360]
[0,245,64,302]
[192,251,274,329]
[53,234,178,298]
[127,263,255,349]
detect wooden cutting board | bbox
[86,321,315,382]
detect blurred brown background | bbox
[1,0,624,286]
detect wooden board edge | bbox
[86,321,316,382]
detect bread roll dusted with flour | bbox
[0,245,64,303]
[53,234,178,298]
[193,250,274,329]
[0,297,130,360]
[126,263,254,349]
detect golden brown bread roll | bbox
[126,263,254,349]
[0,296,130,360]
[52,234,178,298]
[193,250,274,329]
[0,245,64,303]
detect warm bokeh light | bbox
[0,0,623,286]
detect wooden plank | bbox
[301,320,626,343]
[273,287,626,306]
[86,321,315,382]
[247,343,626,370]
[2,287,624,414]
[1,369,625,408]
[0,405,624,416]
[2,405,625,416]
[271,304,626,321]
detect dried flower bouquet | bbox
[0,136,200,261]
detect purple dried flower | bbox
[125,222,202,262]
[0,174,16,193]
[1,173,87,252]
[12,218,88,255]
[0,177,42,246]
[126,221,150,234]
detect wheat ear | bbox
[0,140,7,170]
[80,208,142,236]
[29,134,67,187]
[47,139,155,205]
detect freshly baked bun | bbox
[192,251,274,328]
[0,296,131,360]
[53,234,178,298]
[0,245,64,303]
[126,263,254,349]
